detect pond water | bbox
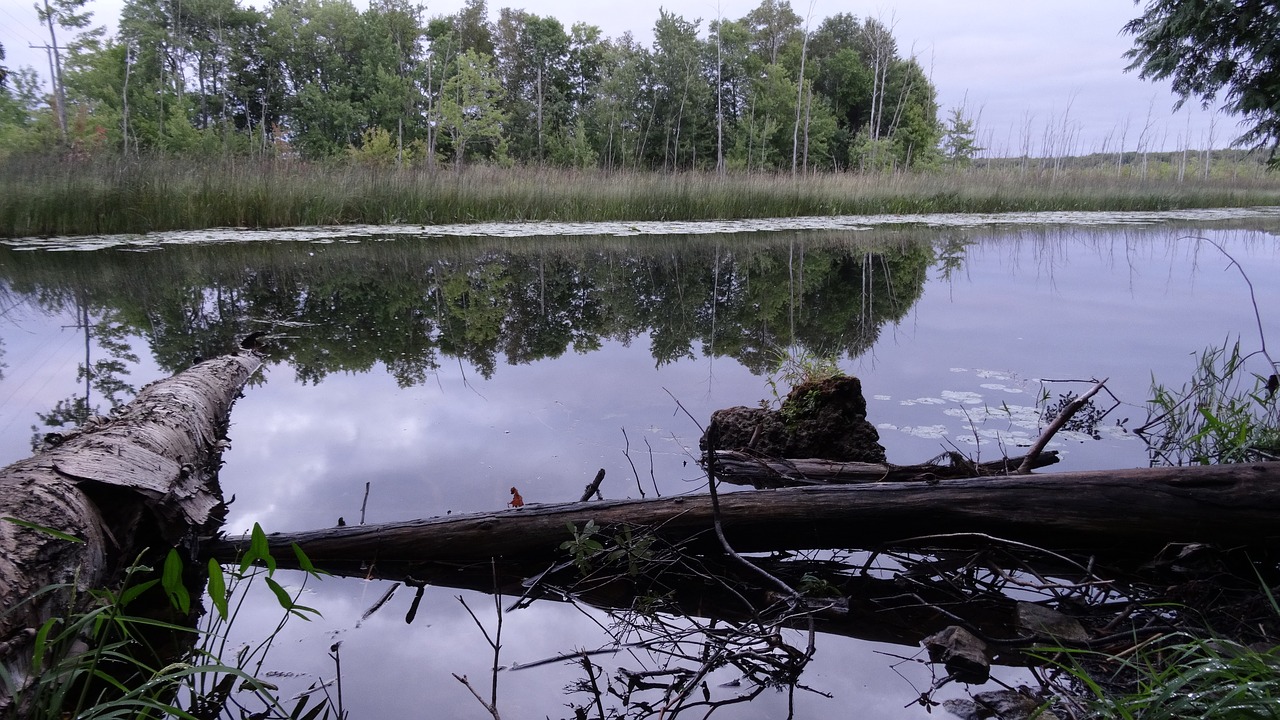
[2,209,1279,718]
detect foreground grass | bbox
[2,155,1280,238]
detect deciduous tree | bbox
[439,48,506,169]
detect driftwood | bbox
[1018,378,1109,474]
[0,350,262,706]
[708,449,1060,488]
[580,468,607,501]
[210,461,1280,575]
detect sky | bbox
[0,0,1243,155]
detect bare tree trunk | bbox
[0,351,262,706]
[790,26,809,174]
[426,59,436,169]
[39,0,68,143]
[802,84,812,173]
[536,63,544,163]
[715,15,724,176]
[122,45,132,156]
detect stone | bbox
[923,625,990,685]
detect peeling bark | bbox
[0,351,262,706]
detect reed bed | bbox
[2,155,1279,238]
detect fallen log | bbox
[709,449,1061,488]
[210,461,1280,576]
[0,350,262,708]
[209,462,1280,668]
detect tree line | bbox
[0,0,967,171]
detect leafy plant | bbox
[603,526,656,577]
[1140,337,1279,465]
[797,573,840,598]
[560,522,660,579]
[560,520,604,574]
[0,523,335,720]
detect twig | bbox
[579,653,607,720]
[643,436,661,497]
[358,582,399,623]
[663,388,801,603]
[490,560,502,710]
[580,468,606,502]
[1204,237,1275,370]
[327,642,346,720]
[453,568,505,716]
[1017,378,1108,474]
[508,646,627,671]
[451,674,501,720]
[1138,237,1277,435]
[359,481,371,525]
[620,427,646,498]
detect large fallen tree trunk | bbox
[208,461,1280,670]
[0,350,261,707]
[210,461,1280,576]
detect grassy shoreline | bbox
[2,156,1279,238]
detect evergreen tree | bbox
[941,106,981,167]
[1125,0,1280,165]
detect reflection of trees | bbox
[0,234,932,384]
[24,286,139,448]
[935,233,972,282]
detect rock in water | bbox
[703,376,886,463]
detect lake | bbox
[2,208,1278,718]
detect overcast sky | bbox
[0,0,1241,155]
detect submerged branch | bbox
[1017,378,1108,474]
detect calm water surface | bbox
[2,211,1278,718]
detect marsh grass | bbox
[1047,568,1280,720]
[1140,339,1280,465]
[1046,634,1280,720]
[2,155,1280,238]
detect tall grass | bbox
[2,155,1279,238]
[1141,338,1280,465]
[0,526,337,720]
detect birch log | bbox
[0,350,261,703]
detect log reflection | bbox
[229,522,1280,718]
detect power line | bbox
[0,5,44,48]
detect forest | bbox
[0,0,956,172]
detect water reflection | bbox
[2,221,1279,718]
[1,233,930,384]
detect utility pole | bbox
[29,42,67,141]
